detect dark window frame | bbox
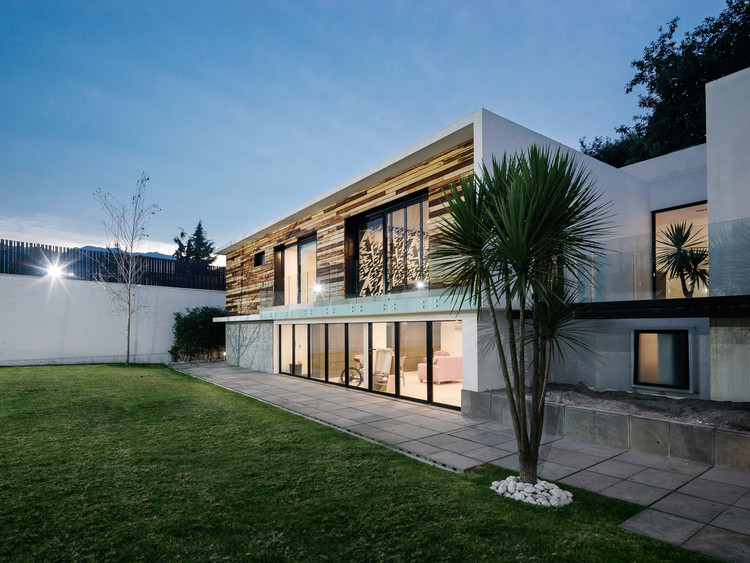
[276,319,461,410]
[349,192,429,297]
[633,329,690,390]
[651,201,708,299]
[273,234,317,306]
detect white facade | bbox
[219,67,750,406]
[0,273,225,365]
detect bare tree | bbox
[93,173,160,366]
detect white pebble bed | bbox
[490,475,573,507]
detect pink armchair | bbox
[417,352,463,384]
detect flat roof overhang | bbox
[216,111,479,255]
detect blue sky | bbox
[0,0,728,262]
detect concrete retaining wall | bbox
[225,320,274,373]
[0,273,225,365]
[463,389,750,472]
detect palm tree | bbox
[656,222,709,298]
[433,145,611,484]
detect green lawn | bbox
[0,364,712,562]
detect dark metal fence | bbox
[0,239,225,291]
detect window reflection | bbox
[654,203,708,299]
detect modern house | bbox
[216,66,750,413]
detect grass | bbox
[0,364,713,562]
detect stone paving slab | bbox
[560,470,622,493]
[600,479,670,506]
[587,458,644,479]
[682,526,750,562]
[712,506,750,536]
[427,450,480,472]
[702,466,750,489]
[612,450,712,476]
[175,363,750,563]
[737,491,750,511]
[620,509,705,546]
[463,445,512,463]
[677,478,750,505]
[538,447,607,469]
[629,467,694,490]
[650,492,730,523]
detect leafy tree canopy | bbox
[173,220,216,266]
[581,0,750,167]
[172,306,226,361]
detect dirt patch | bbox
[546,382,750,432]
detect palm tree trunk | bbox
[481,276,522,438]
[679,274,692,298]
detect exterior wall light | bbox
[46,263,65,279]
[416,281,426,289]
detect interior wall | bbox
[438,321,463,356]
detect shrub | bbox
[172,306,225,361]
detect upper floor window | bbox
[274,235,317,305]
[354,195,429,296]
[654,202,708,299]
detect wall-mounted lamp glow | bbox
[313,283,324,294]
[46,263,65,280]
[416,281,426,290]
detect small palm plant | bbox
[656,222,709,298]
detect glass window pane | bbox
[299,239,316,304]
[399,322,427,401]
[284,246,298,305]
[654,203,709,299]
[405,203,423,287]
[310,324,325,380]
[328,324,346,386]
[421,199,429,285]
[387,209,406,292]
[347,323,368,388]
[358,219,383,296]
[635,331,689,389]
[294,325,308,376]
[431,321,463,407]
[370,323,394,394]
[280,325,293,374]
[354,196,429,296]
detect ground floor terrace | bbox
[178,362,750,562]
[269,318,465,408]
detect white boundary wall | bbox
[0,273,225,365]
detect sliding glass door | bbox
[278,320,462,408]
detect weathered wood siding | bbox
[226,140,474,316]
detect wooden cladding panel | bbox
[226,140,473,316]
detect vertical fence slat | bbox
[0,239,224,290]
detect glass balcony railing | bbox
[255,216,750,311]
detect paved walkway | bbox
[177,362,750,562]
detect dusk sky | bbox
[0,0,727,264]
